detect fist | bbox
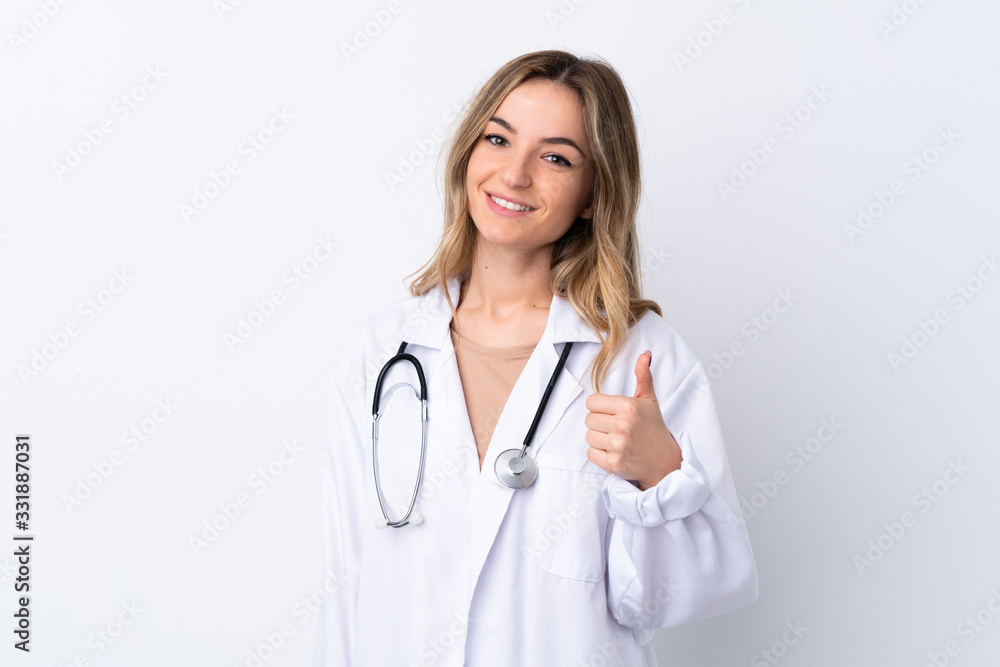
[583,350,682,491]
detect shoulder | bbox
[618,307,704,397]
[330,289,436,401]
[340,286,447,365]
[355,292,419,337]
[634,308,700,367]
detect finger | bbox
[584,428,615,452]
[583,411,617,434]
[585,392,628,415]
[633,350,656,401]
[585,444,613,473]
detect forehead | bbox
[494,80,587,140]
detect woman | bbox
[314,50,758,666]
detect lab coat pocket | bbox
[529,451,609,583]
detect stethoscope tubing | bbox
[372,341,427,528]
[517,340,573,458]
[370,338,573,527]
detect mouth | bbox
[485,191,536,216]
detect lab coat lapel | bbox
[466,289,602,596]
[466,332,585,594]
[400,275,603,595]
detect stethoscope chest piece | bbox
[495,449,538,488]
[372,338,573,521]
[491,339,574,490]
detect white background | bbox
[2,1,999,665]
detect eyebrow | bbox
[487,116,587,160]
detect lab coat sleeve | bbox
[312,327,367,667]
[600,360,759,630]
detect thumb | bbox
[633,350,656,401]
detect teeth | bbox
[490,195,534,212]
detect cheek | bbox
[465,171,483,204]
[466,144,494,176]
[549,174,583,197]
[568,177,592,205]
[545,180,585,215]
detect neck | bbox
[459,238,554,318]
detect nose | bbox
[498,148,532,189]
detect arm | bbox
[601,361,759,629]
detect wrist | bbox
[635,458,681,491]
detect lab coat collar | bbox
[403,274,604,353]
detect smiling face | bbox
[465,79,595,255]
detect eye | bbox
[484,133,508,147]
[483,133,573,167]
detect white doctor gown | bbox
[313,276,758,666]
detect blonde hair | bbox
[404,49,661,394]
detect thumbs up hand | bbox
[584,350,682,491]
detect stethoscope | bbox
[371,338,574,528]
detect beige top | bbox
[449,323,538,471]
